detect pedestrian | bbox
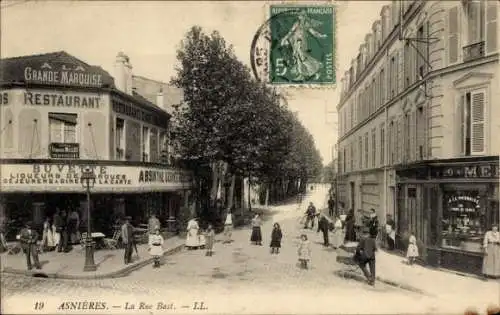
[304,202,317,229]
[121,216,134,264]
[186,217,201,250]
[354,229,377,286]
[67,208,80,245]
[148,213,161,244]
[41,217,55,252]
[317,213,330,247]
[52,209,62,251]
[297,234,311,269]
[406,232,419,265]
[250,213,263,245]
[344,209,356,243]
[385,214,396,250]
[205,224,215,256]
[354,209,364,241]
[367,209,379,239]
[328,197,335,217]
[270,223,283,254]
[331,215,344,249]
[19,221,42,270]
[223,209,234,244]
[482,225,500,278]
[148,227,164,268]
[58,210,69,252]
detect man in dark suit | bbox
[355,230,377,286]
[317,214,330,246]
[121,216,134,264]
[19,221,41,270]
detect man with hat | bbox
[354,228,377,286]
[19,221,41,270]
[121,216,134,264]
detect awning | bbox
[49,113,77,124]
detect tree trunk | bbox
[209,162,219,205]
[265,184,270,206]
[227,174,236,210]
[247,176,252,212]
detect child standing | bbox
[205,224,215,256]
[298,234,311,269]
[149,228,164,268]
[406,233,419,265]
[270,223,283,254]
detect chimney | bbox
[125,57,133,95]
[156,87,164,108]
[114,52,128,93]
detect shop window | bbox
[116,118,125,160]
[441,189,486,253]
[49,113,77,143]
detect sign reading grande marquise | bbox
[0,163,191,192]
[24,62,103,88]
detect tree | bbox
[171,25,324,212]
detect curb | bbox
[1,244,185,280]
[334,270,432,296]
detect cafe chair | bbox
[102,230,121,250]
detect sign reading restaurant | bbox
[24,62,103,88]
[0,163,191,192]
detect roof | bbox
[0,51,115,87]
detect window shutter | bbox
[486,1,498,54]
[447,6,460,65]
[456,94,465,155]
[471,90,485,154]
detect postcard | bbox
[1,0,499,314]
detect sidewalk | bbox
[0,236,185,279]
[338,243,499,304]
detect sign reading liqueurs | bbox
[1,163,191,192]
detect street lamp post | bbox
[81,166,97,272]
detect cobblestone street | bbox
[0,188,494,314]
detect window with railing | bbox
[48,112,78,158]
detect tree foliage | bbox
[171,26,323,206]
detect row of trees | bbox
[170,26,322,222]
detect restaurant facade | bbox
[0,51,193,240]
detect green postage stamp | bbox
[268,5,336,85]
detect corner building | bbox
[0,51,192,239]
[336,0,499,275]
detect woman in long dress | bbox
[186,218,201,249]
[482,225,500,278]
[250,214,263,245]
[331,215,344,249]
[42,217,55,252]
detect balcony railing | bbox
[463,41,485,62]
[49,143,79,159]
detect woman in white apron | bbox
[331,215,344,249]
[185,218,201,249]
[42,217,55,252]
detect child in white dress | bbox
[149,228,164,268]
[406,234,419,265]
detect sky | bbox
[1,0,387,165]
